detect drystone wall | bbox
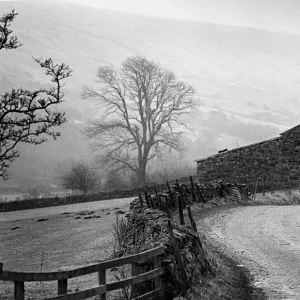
[0,178,245,213]
[118,198,210,299]
[197,124,300,190]
[0,184,168,212]
[115,183,245,299]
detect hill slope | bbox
[0,0,299,188]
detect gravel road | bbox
[198,205,300,300]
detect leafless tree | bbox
[61,162,99,194]
[83,56,196,186]
[0,10,73,179]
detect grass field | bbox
[2,191,296,299]
[0,197,134,300]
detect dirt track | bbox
[198,205,300,300]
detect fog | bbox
[1,0,299,194]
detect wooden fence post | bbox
[144,190,150,208]
[166,220,187,294]
[130,262,138,299]
[165,204,172,220]
[187,206,197,233]
[177,195,185,225]
[187,206,203,251]
[14,281,25,300]
[155,186,159,199]
[176,179,186,208]
[98,269,106,300]
[154,255,162,297]
[138,193,144,208]
[149,195,155,209]
[167,181,175,208]
[155,187,162,210]
[189,176,198,203]
[195,184,205,203]
[58,279,68,296]
[161,195,172,219]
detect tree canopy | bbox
[83,56,196,186]
[61,162,99,194]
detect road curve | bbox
[198,206,300,300]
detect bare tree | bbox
[0,10,73,179]
[83,56,196,186]
[61,162,99,194]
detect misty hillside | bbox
[1,0,299,189]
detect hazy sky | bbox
[4,0,300,34]
[60,0,300,34]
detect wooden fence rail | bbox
[1,177,223,300]
[0,245,165,300]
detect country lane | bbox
[198,206,300,299]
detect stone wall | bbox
[115,183,245,299]
[118,197,211,299]
[0,184,168,212]
[196,124,300,189]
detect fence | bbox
[137,176,214,295]
[0,176,240,299]
[139,177,206,214]
[0,245,165,300]
[139,176,243,215]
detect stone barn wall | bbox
[196,124,300,188]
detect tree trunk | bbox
[137,161,147,187]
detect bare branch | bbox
[83,55,196,186]
[0,57,73,179]
[0,10,22,50]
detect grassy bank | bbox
[184,241,265,300]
